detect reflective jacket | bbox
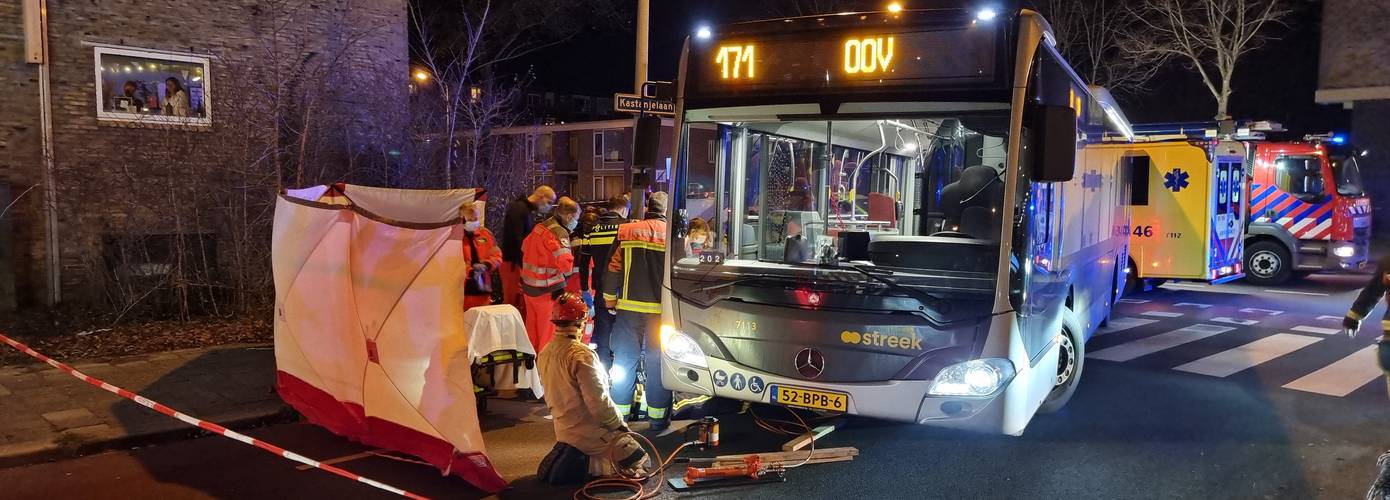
[581,210,624,294]
[521,217,574,297]
[1348,255,1390,339]
[537,332,628,456]
[462,227,502,271]
[604,214,667,314]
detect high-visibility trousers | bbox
[500,262,525,313]
[522,292,557,351]
[609,311,670,421]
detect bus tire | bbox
[1039,319,1083,414]
[1123,257,1142,295]
[1244,241,1292,286]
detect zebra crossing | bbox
[1090,308,1384,399]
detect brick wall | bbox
[0,0,407,309]
[1318,0,1390,92]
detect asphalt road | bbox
[2,273,1387,499]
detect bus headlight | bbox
[1334,245,1356,258]
[928,358,1016,397]
[661,325,707,368]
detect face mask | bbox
[463,220,481,232]
[691,237,707,247]
[565,217,578,232]
[538,202,554,214]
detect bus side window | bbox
[1127,155,1150,206]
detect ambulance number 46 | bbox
[1132,225,1154,237]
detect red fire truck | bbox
[1244,136,1372,284]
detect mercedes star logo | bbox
[795,347,826,379]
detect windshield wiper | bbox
[847,264,953,314]
[694,274,780,293]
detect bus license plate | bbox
[770,385,848,412]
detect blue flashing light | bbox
[1331,134,1347,144]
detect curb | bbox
[0,402,298,470]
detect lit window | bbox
[469,86,483,103]
[94,46,211,126]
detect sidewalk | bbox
[0,343,293,467]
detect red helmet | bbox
[552,292,588,324]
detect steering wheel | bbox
[929,231,973,239]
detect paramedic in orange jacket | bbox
[521,197,581,350]
[460,200,502,311]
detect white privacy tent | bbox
[273,184,508,492]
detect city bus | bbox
[656,5,1135,435]
[1093,137,1249,290]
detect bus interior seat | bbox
[935,164,1003,239]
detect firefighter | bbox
[501,185,557,312]
[1343,255,1390,397]
[521,196,580,351]
[581,197,628,366]
[604,192,670,431]
[460,200,502,311]
[535,292,649,484]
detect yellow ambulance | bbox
[1090,138,1249,291]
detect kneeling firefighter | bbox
[1344,255,1390,397]
[536,292,650,484]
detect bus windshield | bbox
[672,108,1009,297]
[1330,154,1366,196]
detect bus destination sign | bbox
[693,26,998,95]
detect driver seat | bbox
[936,164,1004,239]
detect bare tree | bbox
[410,0,623,188]
[1126,0,1292,119]
[762,0,868,18]
[1034,0,1167,97]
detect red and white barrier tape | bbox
[0,332,429,500]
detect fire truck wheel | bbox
[1244,241,1292,286]
[1039,318,1083,414]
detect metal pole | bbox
[635,0,649,94]
[630,0,651,220]
[26,0,59,305]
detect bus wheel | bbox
[1244,241,1292,285]
[1123,257,1142,295]
[1039,324,1083,414]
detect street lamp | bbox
[887,2,903,13]
[413,69,430,83]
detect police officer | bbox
[536,292,649,484]
[582,196,629,365]
[604,192,670,431]
[1344,255,1390,396]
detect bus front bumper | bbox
[661,355,1011,430]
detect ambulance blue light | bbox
[1331,135,1347,144]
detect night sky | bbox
[501,1,1346,134]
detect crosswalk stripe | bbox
[1118,298,1150,304]
[1317,315,1343,322]
[1265,289,1329,297]
[1175,302,1213,309]
[1283,345,1384,397]
[1212,317,1259,326]
[1097,317,1158,335]
[1141,311,1184,318]
[1090,324,1234,362]
[1291,325,1341,336]
[1239,308,1284,316]
[1173,334,1322,377]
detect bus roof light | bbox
[696,26,712,40]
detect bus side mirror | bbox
[1032,105,1077,182]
